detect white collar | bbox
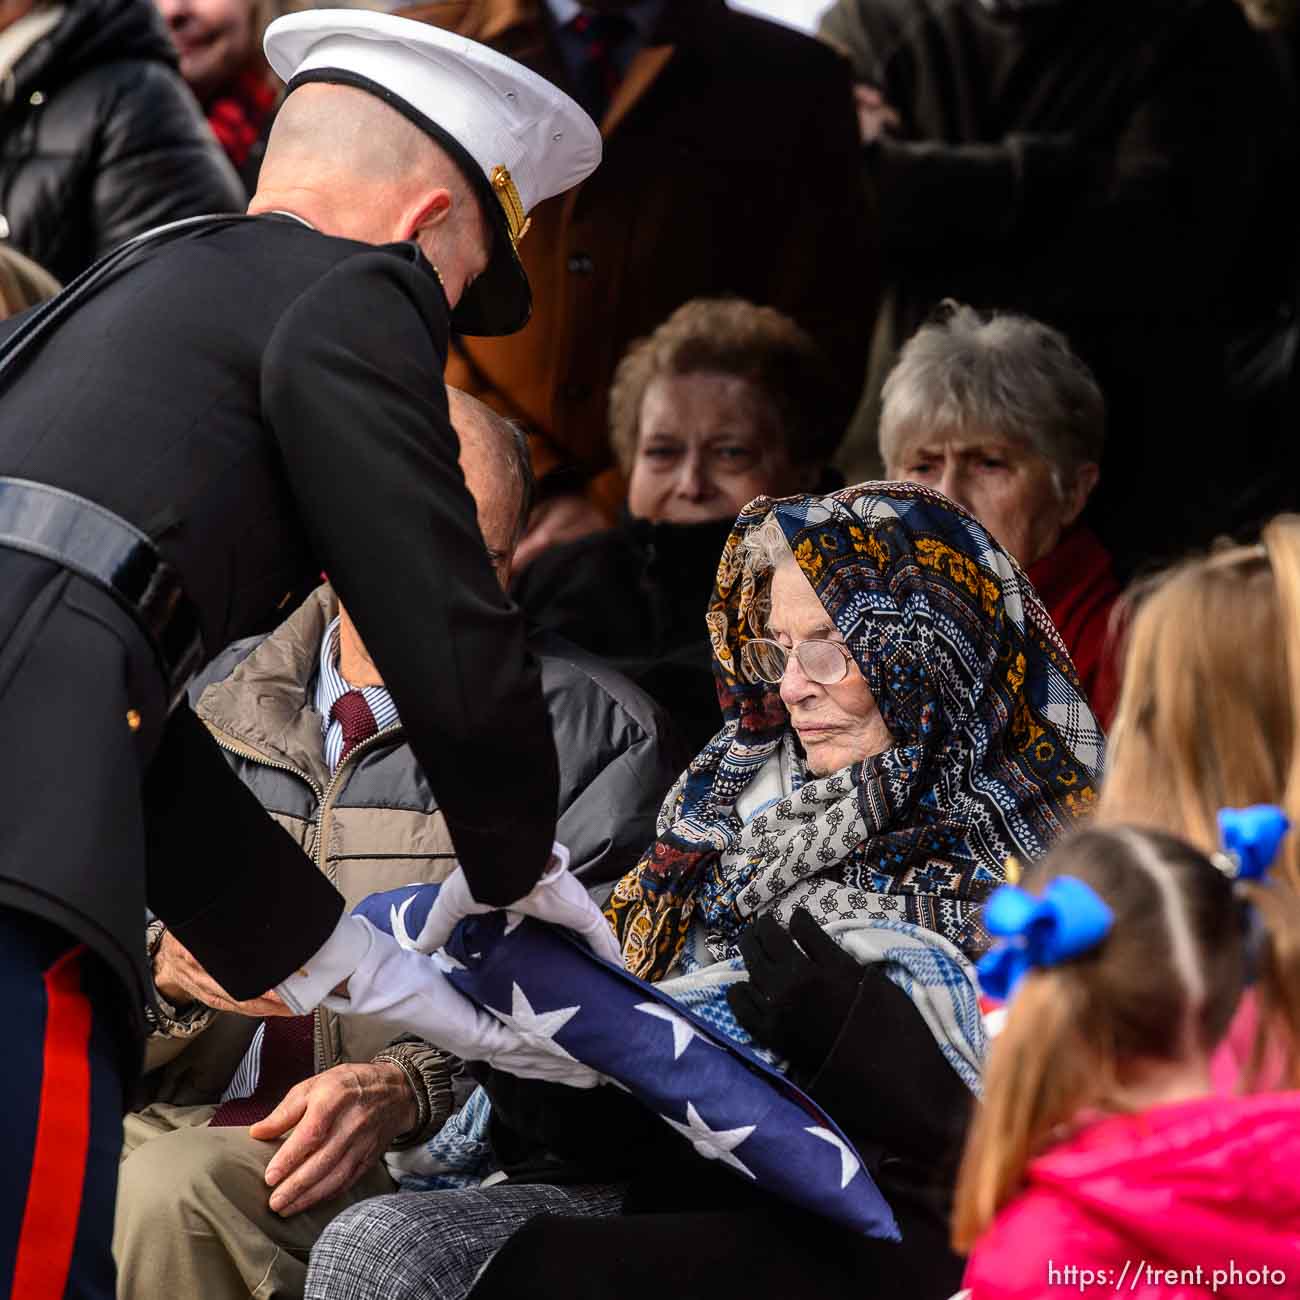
[266,209,317,230]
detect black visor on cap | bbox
[286,68,532,337]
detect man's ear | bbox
[1061,461,1100,528]
[397,187,453,242]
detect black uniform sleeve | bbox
[144,705,345,1000]
[262,247,559,906]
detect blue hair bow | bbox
[1215,805,1291,881]
[976,876,1113,1002]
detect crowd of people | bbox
[0,0,1299,1298]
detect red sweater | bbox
[1027,525,1121,728]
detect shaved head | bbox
[251,82,491,302]
[262,82,459,189]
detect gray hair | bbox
[446,387,535,546]
[502,418,535,546]
[879,303,1105,487]
[740,511,795,576]
[738,511,796,636]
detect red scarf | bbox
[207,68,278,172]
[1026,524,1121,728]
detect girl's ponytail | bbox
[1261,516,1300,893]
[1238,879,1300,1089]
[951,971,1107,1252]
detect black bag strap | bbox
[0,213,257,392]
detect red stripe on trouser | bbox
[11,946,92,1300]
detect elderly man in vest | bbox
[112,387,681,1300]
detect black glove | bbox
[820,962,974,1168]
[727,908,865,1071]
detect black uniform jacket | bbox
[0,216,558,1005]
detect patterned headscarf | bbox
[606,484,1104,981]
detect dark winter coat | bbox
[820,0,1300,568]
[0,0,244,282]
[142,583,683,1102]
[512,514,735,755]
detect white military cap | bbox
[264,9,601,336]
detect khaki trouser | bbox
[113,1103,397,1299]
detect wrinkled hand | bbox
[511,493,608,573]
[727,909,865,1069]
[250,1062,418,1216]
[153,929,288,1018]
[853,83,901,144]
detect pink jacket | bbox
[963,1093,1300,1299]
[1212,993,1288,1095]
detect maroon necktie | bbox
[333,688,377,762]
[567,11,634,122]
[209,1013,316,1127]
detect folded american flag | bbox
[353,883,900,1240]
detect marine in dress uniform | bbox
[0,12,600,1295]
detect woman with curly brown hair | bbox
[513,296,842,751]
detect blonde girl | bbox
[953,815,1300,1299]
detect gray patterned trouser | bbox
[304,1182,627,1300]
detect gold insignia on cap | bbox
[490,165,532,246]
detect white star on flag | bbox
[392,894,467,967]
[392,895,421,950]
[492,982,582,1060]
[634,1002,712,1060]
[663,1102,756,1180]
[806,1126,860,1189]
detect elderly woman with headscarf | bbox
[880,303,1121,726]
[306,484,1103,1300]
[607,481,1102,978]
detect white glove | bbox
[322,918,602,1088]
[399,843,623,966]
[275,912,374,1015]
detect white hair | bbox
[739,510,795,576]
[879,302,1105,491]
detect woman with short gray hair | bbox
[881,303,1120,726]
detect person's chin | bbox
[797,731,840,775]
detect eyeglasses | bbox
[741,637,855,686]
